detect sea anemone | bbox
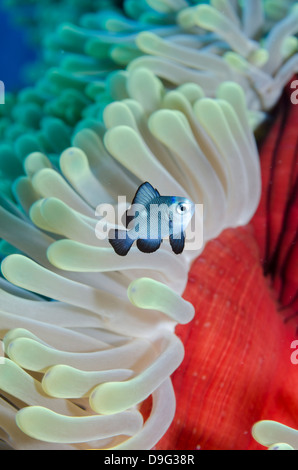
[2,0,123,58]
[1,0,297,188]
[0,65,261,448]
[155,77,298,450]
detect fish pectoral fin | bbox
[137,238,162,254]
[109,229,134,256]
[169,232,185,255]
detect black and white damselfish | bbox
[109,182,195,256]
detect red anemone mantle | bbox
[156,78,298,450]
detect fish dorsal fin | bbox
[126,182,160,228]
[132,182,160,207]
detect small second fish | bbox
[109,182,195,256]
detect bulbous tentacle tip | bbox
[252,420,298,450]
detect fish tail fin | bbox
[109,229,134,256]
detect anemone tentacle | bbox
[1,0,297,196]
[0,68,261,448]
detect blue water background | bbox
[0,3,37,91]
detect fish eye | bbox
[176,203,189,215]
